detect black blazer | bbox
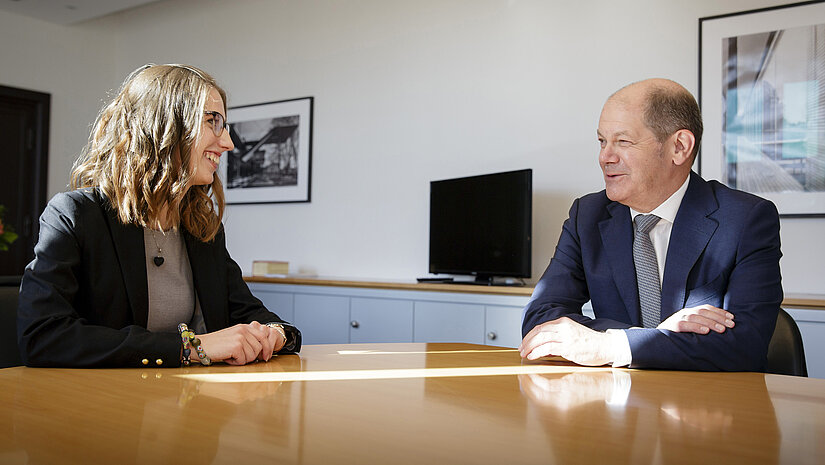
[17,188,301,367]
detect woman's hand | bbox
[195,322,285,365]
[267,323,287,354]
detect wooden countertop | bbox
[246,276,825,309]
[245,275,535,296]
[781,293,825,310]
[1,343,823,464]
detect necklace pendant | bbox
[153,256,164,267]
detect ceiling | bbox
[0,0,162,25]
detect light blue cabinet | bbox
[350,297,414,343]
[484,305,524,348]
[248,282,530,348]
[294,294,350,344]
[254,291,294,324]
[414,302,485,344]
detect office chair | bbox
[0,275,23,368]
[766,308,808,377]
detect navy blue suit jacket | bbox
[522,171,783,371]
[18,188,301,367]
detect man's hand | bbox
[658,305,734,334]
[519,317,615,366]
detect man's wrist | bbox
[605,329,632,367]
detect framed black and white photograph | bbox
[700,1,825,217]
[222,97,313,204]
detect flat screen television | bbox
[428,169,532,285]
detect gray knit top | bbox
[143,227,207,334]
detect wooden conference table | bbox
[1,343,824,465]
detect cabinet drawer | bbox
[350,298,414,343]
[294,294,350,344]
[484,305,523,348]
[414,302,484,344]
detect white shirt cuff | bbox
[606,328,632,367]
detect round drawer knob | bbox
[351,321,360,328]
[487,331,497,340]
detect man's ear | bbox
[671,129,695,166]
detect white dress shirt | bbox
[608,176,691,367]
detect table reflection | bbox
[519,369,780,464]
[0,355,302,464]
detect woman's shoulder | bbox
[49,187,104,206]
[45,188,110,223]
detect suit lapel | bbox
[185,232,225,331]
[97,191,149,327]
[599,201,641,326]
[661,172,719,316]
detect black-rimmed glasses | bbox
[204,111,229,137]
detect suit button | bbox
[142,359,149,365]
[155,359,163,366]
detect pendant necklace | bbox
[150,230,166,267]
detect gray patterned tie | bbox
[634,214,662,328]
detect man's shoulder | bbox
[684,175,779,230]
[703,178,771,208]
[693,176,778,220]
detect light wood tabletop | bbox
[1,343,823,464]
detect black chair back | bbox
[766,308,808,377]
[0,275,23,368]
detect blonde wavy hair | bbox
[71,64,227,242]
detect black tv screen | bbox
[429,169,531,282]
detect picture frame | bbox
[699,1,825,217]
[221,97,313,204]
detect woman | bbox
[17,64,301,367]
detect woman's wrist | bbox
[266,322,287,352]
[178,323,211,365]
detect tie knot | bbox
[634,214,660,234]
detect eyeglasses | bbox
[204,111,229,137]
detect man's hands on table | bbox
[519,305,735,365]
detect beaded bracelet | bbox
[191,334,211,366]
[178,323,192,366]
[178,323,212,366]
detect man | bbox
[519,79,782,371]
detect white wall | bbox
[3,0,823,294]
[0,11,116,193]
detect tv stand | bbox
[416,277,455,283]
[471,275,495,286]
[462,275,525,287]
[416,276,525,287]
